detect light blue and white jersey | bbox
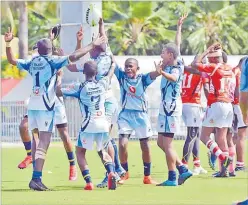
[76,46,114,99]
[115,66,154,112]
[62,77,110,133]
[16,55,70,111]
[159,62,184,116]
[240,57,248,92]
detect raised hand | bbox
[5,27,14,42]
[99,17,103,25]
[154,61,163,74]
[49,28,55,41]
[76,25,84,42]
[208,42,222,52]
[56,48,65,56]
[178,13,188,27]
[92,34,106,47]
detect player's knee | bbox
[157,139,163,150]
[35,148,47,160]
[140,138,150,151]
[119,136,127,150]
[76,147,86,157]
[98,150,110,162]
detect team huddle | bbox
[4,14,248,204]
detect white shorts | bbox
[105,97,118,125]
[54,106,68,125]
[76,132,110,151]
[118,110,153,138]
[157,114,181,134]
[182,104,203,127]
[28,110,55,132]
[202,102,233,128]
[232,104,247,132]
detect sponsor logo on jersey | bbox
[129,86,136,93]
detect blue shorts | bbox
[240,58,248,92]
[157,114,181,134]
[117,110,153,138]
[28,110,55,132]
[76,132,110,151]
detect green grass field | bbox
[2,141,247,205]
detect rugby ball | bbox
[85,3,101,27]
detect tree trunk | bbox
[18,1,28,59]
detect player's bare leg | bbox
[182,127,198,166]
[157,134,177,186]
[119,134,130,180]
[201,126,232,177]
[139,138,157,184]
[76,147,93,190]
[226,131,236,176]
[107,139,124,184]
[29,131,52,191]
[98,148,117,190]
[31,129,39,170]
[57,124,77,181]
[192,131,207,175]
[214,127,230,177]
[181,127,206,175]
[235,127,247,171]
[109,125,126,177]
[18,116,32,169]
[97,125,124,188]
[157,134,192,186]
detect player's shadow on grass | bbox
[53,185,110,191]
[52,185,87,191]
[1,188,31,192]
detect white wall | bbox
[3,55,245,102]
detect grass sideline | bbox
[2,141,248,205]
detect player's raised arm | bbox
[184,65,201,75]
[192,43,222,72]
[99,18,109,45]
[68,34,105,63]
[175,13,188,52]
[107,55,117,79]
[99,18,106,38]
[75,25,83,50]
[5,27,17,65]
[66,27,84,72]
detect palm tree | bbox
[1,1,59,78]
[103,1,176,55]
[182,1,248,55]
[27,1,59,49]
[1,1,59,55]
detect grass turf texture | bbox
[2,141,248,205]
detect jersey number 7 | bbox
[91,95,101,110]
